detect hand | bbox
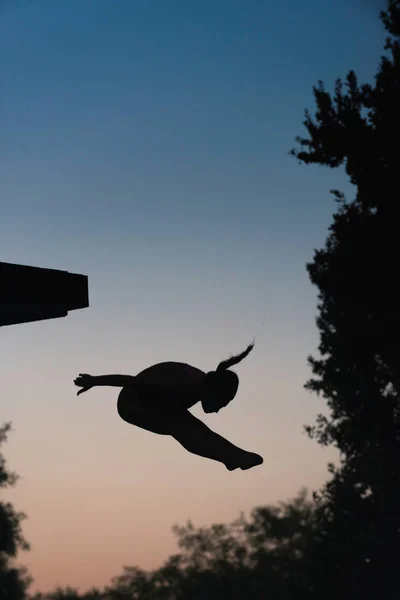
[74,373,95,396]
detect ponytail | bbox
[216,341,254,372]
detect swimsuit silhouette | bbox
[74,343,263,471]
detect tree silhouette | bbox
[35,491,316,599]
[102,489,317,600]
[31,587,104,600]
[290,2,400,598]
[0,423,31,599]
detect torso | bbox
[132,361,206,410]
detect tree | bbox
[290,2,400,598]
[103,489,317,600]
[32,490,317,599]
[0,422,31,599]
[31,586,104,599]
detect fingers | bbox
[74,374,90,385]
[74,374,91,397]
[74,374,93,397]
[77,387,90,396]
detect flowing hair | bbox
[216,341,255,372]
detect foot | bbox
[224,451,263,471]
[239,452,263,470]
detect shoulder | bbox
[136,362,206,385]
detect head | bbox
[201,342,254,413]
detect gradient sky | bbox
[0,0,387,594]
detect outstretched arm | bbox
[91,374,136,387]
[74,373,136,395]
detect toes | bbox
[240,453,263,470]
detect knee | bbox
[117,388,140,424]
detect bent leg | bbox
[169,411,263,471]
[117,387,173,434]
[117,387,262,470]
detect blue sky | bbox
[0,0,388,593]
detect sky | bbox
[0,0,388,594]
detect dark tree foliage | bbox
[290,2,400,598]
[0,422,31,600]
[31,587,103,600]
[34,490,317,600]
[106,488,316,600]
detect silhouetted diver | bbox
[74,343,263,471]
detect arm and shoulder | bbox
[75,362,206,408]
[75,342,254,412]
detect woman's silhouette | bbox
[74,343,263,471]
